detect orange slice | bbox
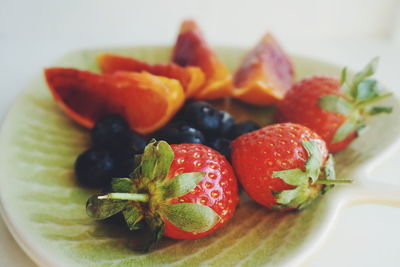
[172,20,232,100]
[233,33,294,106]
[45,68,185,134]
[98,54,204,98]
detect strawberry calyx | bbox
[272,140,351,210]
[318,57,392,144]
[86,140,220,251]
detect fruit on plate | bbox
[75,148,120,188]
[154,101,259,160]
[233,33,294,106]
[231,123,350,210]
[172,20,232,100]
[91,114,143,151]
[86,140,239,250]
[228,120,260,140]
[155,125,206,145]
[44,68,185,135]
[75,115,148,188]
[183,101,225,137]
[98,54,205,98]
[276,58,392,152]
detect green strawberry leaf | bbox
[161,172,206,200]
[318,95,354,115]
[274,184,322,210]
[123,206,143,230]
[322,154,336,194]
[297,187,322,210]
[274,187,300,209]
[357,92,393,108]
[355,79,379,102]
[152,141,174,181]
[303,140,324,183]
[160,203,220,233]
[352,57,379,95]
[274,186,302,206]
[111,178,133,192]
[331,116,358,143]
[340,67,347,86]
[369,106,393,115]
[133,140,174,182]
[274,141,325,185]
[272,140,332,209]
[272,169,307,186]
[86,195,127,220]
[324,154,336,181]
[340,57,378,98]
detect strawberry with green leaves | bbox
[231,123,350,210]
[86,140,238,250]
[276,58,392,152]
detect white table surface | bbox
[1,33,400,267]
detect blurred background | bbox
[2,0,400,45]
[1,0,400,267]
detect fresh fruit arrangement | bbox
[43,19,391,250]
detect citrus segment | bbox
[98,54,204,98]
[45,68,185,134]
[172,20,232,100]
[233,34,294,105]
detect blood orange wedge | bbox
[233,33,294,106]
[44,68,185,134]
[172,20,232,100]
[97,54,205,98]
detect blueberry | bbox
[110,148,137,177]
[229,120,260,139]
[208,138,231,160]
[75,148,116,188]
[156,125,205,144]
[183,102,222,136]
[91,115,133,150]
[218,111,236,137]
[131,131,147,154]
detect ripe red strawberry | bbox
[87,140,239,250]
[276,58,392,153]
[231,123,348,210]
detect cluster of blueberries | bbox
[75,101,260,188]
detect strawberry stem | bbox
[98,193,149,202]
[315,179,353,185]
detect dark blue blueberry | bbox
[218,111,236,137]
[183,102,222,136]
[110,148,137,177]
[91,114,133,150]
[208,138,231,160]
[130,131,147,154]
[229,120,260,140]
[75,148,116,188]
[155,125,205,144]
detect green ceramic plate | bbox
[1,46,399,267]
